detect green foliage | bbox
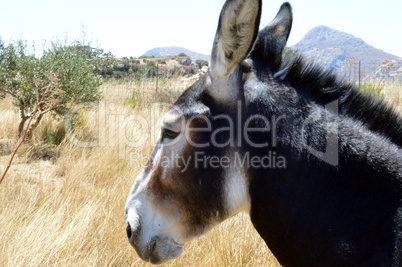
[0,37,113,139]
[39,119,66,146]
[146,60,156,67]
[0,40,7,100]
[39,43,106,114]
[188,67,197,75]
[359,83,384,98]
[179,56,192,66]
[195,60,209,69]
[0,40,38,106]
[100,56,200,80]
[113,71,124,79]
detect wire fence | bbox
[336,61,402,87]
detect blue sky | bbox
[2,0,401,58]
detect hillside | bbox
[142,46,210,62]
[140,26,402,82]
[292,25,402,70]
[100,54,209,80]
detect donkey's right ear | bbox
[250,2,292,72]
[210,0,262,79]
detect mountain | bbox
[142,46,210,62]
[292,25,402,70]
[141,27,402,81]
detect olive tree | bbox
[0,38,112,139]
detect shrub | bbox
[359,83,384,98]
[0,37,113,139]
[196,60,209,69]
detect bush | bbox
[146,60,156,67]
[0,37,113,139]
[113,71,124,79]
[196,60,209,69]
[359,83,384,98]
[39,119,66,146]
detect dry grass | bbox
[0,78,279,267]
[0,77,400,267]
[383,81,402,114]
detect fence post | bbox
[156,63,159,92]
[358,61,361,89]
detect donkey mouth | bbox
[131,236,184,264]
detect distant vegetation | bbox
[0,37,208,146]
[100,54,207,80]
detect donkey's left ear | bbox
[210,0,262,79]
[250,2,292,72]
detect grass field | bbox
[0,77,400,266]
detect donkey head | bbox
[125,0,292,264]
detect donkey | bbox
[125,0,402,266]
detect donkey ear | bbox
[210,0,262,78]
[251,2,292,72]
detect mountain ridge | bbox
[292,25,402,70]
[142,26,402,79]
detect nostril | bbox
[149,237,157,252]
[126,220,141,245]
[126,222,132,239]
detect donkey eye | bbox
[163,128,179,139]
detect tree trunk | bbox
[25,113,44,140]
[17,99,28,138]
[18,117,28,138]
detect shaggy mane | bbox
[278,54,402,147]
